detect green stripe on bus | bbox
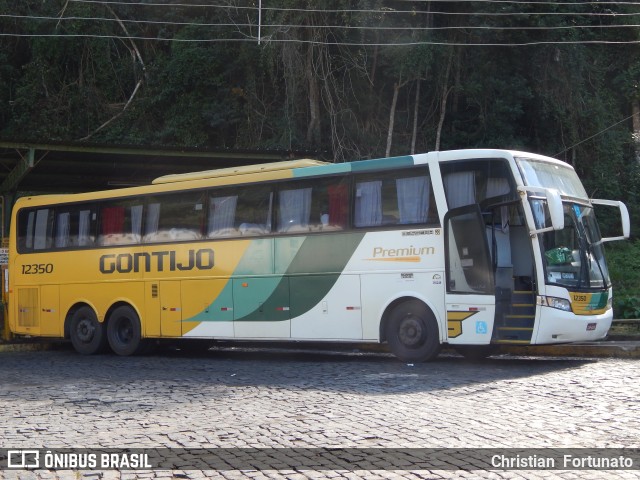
[350,156,414,172]
[234,232,365,322]
[185,232,365,323]
[293,155,414,178]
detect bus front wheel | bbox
[107,306,144,356]
[385,300,440,362]
[69,306,107,355]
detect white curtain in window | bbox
[78,210,91,246]
[444,172,475,209]
[55,212,70,248]
[34,209,50,250]
[208,196,238,234]
[266,192,273,232]
[486,177,510,198]
[396,176,430,224]
[131,205,143,237]
[145,203,160,236]
[26,211,35,249]
[486,177,511,232]
[355,181,382,227]
[278,188,311,231]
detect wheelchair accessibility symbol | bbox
[476,321,488,335]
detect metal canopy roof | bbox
[0,141,318,194]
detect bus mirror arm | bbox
[591,199,631,242]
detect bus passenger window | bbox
[17,208,54,252]
[207,195,238,237]
[278,187,312,232]
[355,180,383,227]
[54,207,96,248]
[98,202,143,245]
[144,192,205,243]
[276,177,348,234]
[236,187,273,236]
[354,168,435,228]
[327,182,348,229]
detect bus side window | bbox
[17,208,54,252]
[54,207,96,249]
[17,210,35,252]
[354,169,435,228]
[277,186,312,233]
[144,192,205,243]
[98,202,143,245]
[236,186,273,236]
[207,194,238,237]
[33,209,54,250]
[327,182,348,229]
[275,176,348,234]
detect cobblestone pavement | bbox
[0,346,638,480]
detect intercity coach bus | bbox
[4,149,630,361]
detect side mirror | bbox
[518,186,565,235]
[591,199,630,242]
[546,188,565,231]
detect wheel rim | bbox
[114,317,134,345]
[76,318,95,343]
[397,314,425,348]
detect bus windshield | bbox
[517,157,589,200]
[537,203,610,289]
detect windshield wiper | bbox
[577,217,609,289]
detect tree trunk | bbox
[411,79,421,154]
[306,44,321,146]
[386,79,403,158]
[435,49,454,151]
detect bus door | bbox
[444,205,496,345]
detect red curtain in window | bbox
[102,207,125,235]
[328,184,348,227]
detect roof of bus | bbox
[152,158,329,184]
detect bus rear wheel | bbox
[385,300,440,362]
[107,306,145,356]
[69,306,107,355]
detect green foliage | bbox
[605,241,640,318]
[0,0,638,212]
[615,297,640,320]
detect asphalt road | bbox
[0,345,638,479]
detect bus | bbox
[3,149,630,361]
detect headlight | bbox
[542,296,572,312]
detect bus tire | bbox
[385,299,440,362]
[107,305,145,356]
[69,306,107,355]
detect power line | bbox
[0,14,250,29]
[554,112,640,157]
[2,32,640,46]
[5,13,640,32]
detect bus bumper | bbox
[532,306,613,344]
